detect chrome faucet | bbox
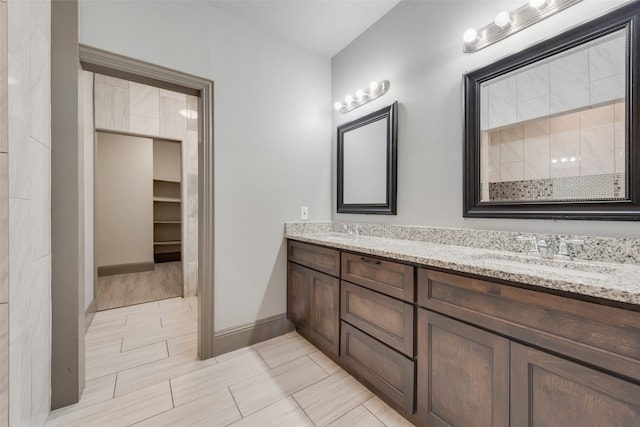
[517,235,539,256]
[537,239,552,258]
[556,238,584,260]
[343,223,361,236]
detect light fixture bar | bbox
[463,0,582,53]
[334,80,390,114]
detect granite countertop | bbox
[285,231,640,307]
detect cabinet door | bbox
[309,269,340,356]
[417,310,509,427]
[287,262,310,334]
[511,342,640,427]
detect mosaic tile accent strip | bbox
[488,173,627,202]
[489,178,552,201]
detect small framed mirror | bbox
[464,3,640,220]
[337,102,398,214]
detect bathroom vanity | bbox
[286,226,640,426]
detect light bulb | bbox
[570,157,577,162]
[369,81,379,93]
[561,157,567,163]
[344,95,354,103]
[334,102,343,110]
[494,11,511,29]
[529,0,547,9]
[463,28,478,43]
[551,159,558,164]
[355,89,365,99]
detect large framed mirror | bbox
[338,102,398,214]
[464,3,640,220]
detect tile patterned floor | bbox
[96,262,182,311]
[45,297,415,427]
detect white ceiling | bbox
[207,0,402,58]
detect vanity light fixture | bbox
[334,80,390,114]
[463,0,582,53]
[529,0,548,9]
[494,11,511,29]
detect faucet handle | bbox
[517,235,539,255]
[557,238,584,259]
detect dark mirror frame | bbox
[464,3,640,220]
[337,101,398,214]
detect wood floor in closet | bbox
[45,297,414,427]
[97,261,182,310]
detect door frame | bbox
[79,45,215,360]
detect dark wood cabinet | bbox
[287,262,310,333]
[417,310,509,427]
[341,322,415,413]
[308,268,340,355]
[289,240,340,276]
[287,241,340,356]
[287,239,640,427]
[342,252,414,302]
[511,342,640,427]
[417,268,640,427]
[341,280,414,356]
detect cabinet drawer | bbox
[288,240,340,277]
[342,252,414,302]
[341,281,413,356]
[418,268,640,382]
[340,322,415,413]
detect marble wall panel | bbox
[94,82,129,131]
[7,0,52,424]
[589,33,625,82]
[549,112,580,158]
[500,125,523,164]
[0,154,6,304]
[0,1,6,154]
[517,63,549,123]
[95,73,127,88]
[580,125,615,176]
[159,95,186,140]
[500,161,523,182]
[186,95,198,132]
[523,119,550,180]
[487,132,501,182]
[488,75,516,129]
[0,303,7,427]
[590,75,624,105]
[129,82,159,136]
[550,49,590,114]
[0,2,7,424]
[29,23,49,146]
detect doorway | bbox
[79,45,215,362]
[94,132,185,310]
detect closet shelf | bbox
[154,220,181,224]
[153,196,181,203]
[154,240,182,246]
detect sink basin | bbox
[471,252,616,276]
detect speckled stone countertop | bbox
[284,222,640,307]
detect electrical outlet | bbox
[300,206,309,220]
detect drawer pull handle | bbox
[360,257,381,266]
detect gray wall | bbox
[332,0,638,238]
[79,1,332,330]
